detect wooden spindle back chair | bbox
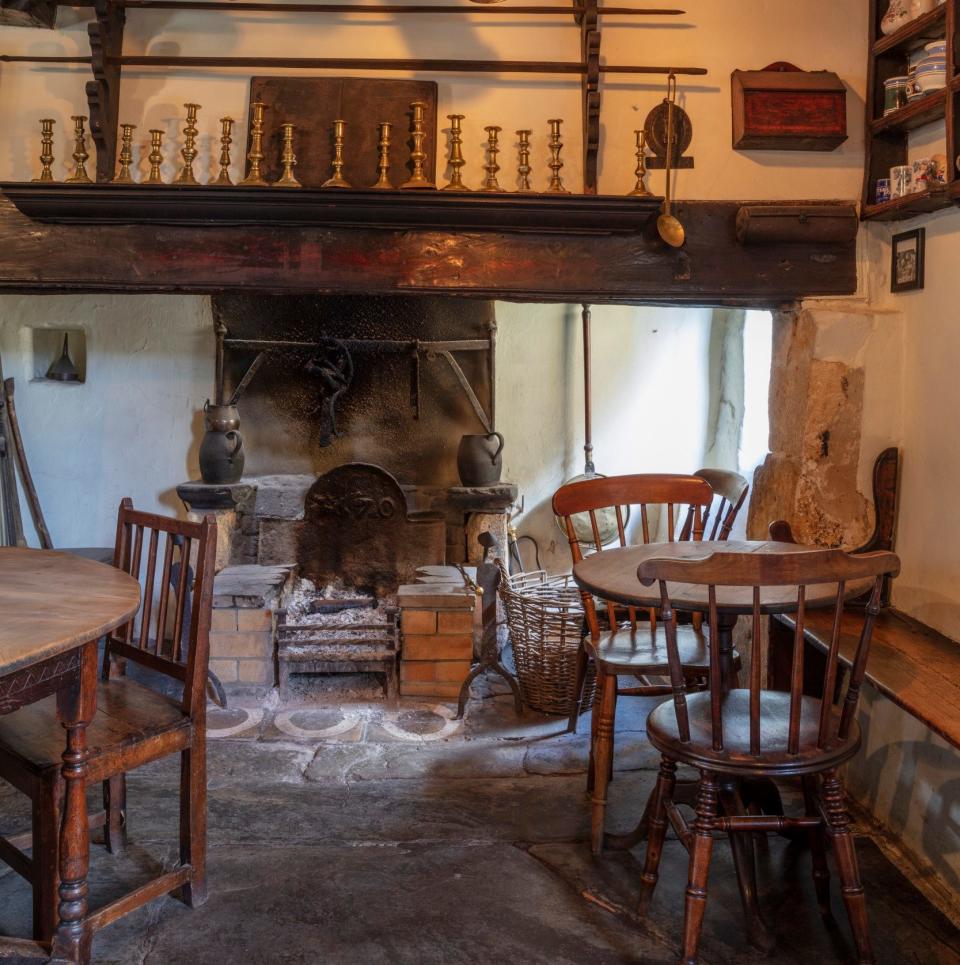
[688,468,749,541]
[551,474,716,853]
[0,499,217,943]
[635,546,900,965]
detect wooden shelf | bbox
[0,182,664,234]
[862,186,952,221]
[870,86,948,133]
[862,0,960,220]
[873,4,947,55]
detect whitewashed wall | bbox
[0,1,865,197]
[0,293,214,547]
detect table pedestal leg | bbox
[50,642,97,965]
[719,779,776,953]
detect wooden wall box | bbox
[731,62,847,151]
[735,204,858,245]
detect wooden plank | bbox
[775,607,960,750]
[0,196,856,304]
[248,77,439,188]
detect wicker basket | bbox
[497,564,596,717]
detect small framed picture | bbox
[891,227,925,293]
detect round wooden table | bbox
[573,539,869,615]
[573,539,866,954]
[0,548,140,964]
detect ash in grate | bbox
[277,579,399,699]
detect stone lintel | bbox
[213,564,294,609]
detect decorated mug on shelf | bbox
[876,178,892,203]
[890,164,913,199]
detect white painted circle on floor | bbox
[380,703,462,742]
[274,708,362,741]
[207,707,266,740]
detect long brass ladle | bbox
[657,73,686,248]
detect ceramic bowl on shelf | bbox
[924,40,948,57]
[914,64,947,92]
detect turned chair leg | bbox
[822,771,875,964]
[103,773,127,855]
[638,755,677,912]
[32,781,61,943]
[179,738,208,908]
[590,669,618,855]
[803,775,831,918]
[680,772,719,965]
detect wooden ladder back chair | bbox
[0,498,217,944]
[635,546,900,965]
[552,473,715,854]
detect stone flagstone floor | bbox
[0,676,958,964]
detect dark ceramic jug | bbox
[457,431,504,486]
[199,401,245,484]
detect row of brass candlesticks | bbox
[33,101,657,196]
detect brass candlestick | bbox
[627,128,651,197]
[546,118,569,194]
[481,125,504,192]
[239,101,268,186]
[400,101,435,189]
[112,123,136,183]
[442,113,468,191]
[214,116,234,186]
[175,103,201,184]
[371,122,393,189]
[275,122,302,188]
[516,129,532,192]
[33,119,55,182]
[146,129,165,184]
[66,115,92,184]
[322,118,352,188]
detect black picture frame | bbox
[891,227,925,293]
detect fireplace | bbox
[178,294,516,698]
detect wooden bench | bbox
[769,607,960,750]
[768,446,960,750]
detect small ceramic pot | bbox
[883,75,910,114]
[199,401,245,484]
[456,432,505,486]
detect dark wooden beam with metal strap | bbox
[0,197,856,304]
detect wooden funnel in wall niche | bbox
[297,463,446,596]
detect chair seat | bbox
[646,689,862,777]
[0,678,190,776]
[585,624,717,674]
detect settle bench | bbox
[769,606,960,750]
[768,447,960,750]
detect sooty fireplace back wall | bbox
[212,293,495,487]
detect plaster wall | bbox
[496,301,714,572]
[0,292,213,547]
[0,1,866,197]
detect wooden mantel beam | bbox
[0,197,855,306]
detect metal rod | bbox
[104,55,707,74]
[0,54,707,76]
[60,1,686,13]
[581,303,594,475]
[222,337,491,351]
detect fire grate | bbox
[276,591,399,700]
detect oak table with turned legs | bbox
[0,548,140,964]
[573,539,872,953]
